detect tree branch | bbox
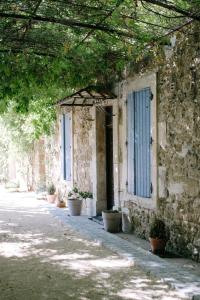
[20,0,43,40]
[0,48,56,57]
[75,0,125,49]
[141,0,186,19]
[0,11,134,38]
[141,0,200,21]
[121,14,172,29]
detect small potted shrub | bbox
[47,183,56,203]
[56,199,66,208]
[79,191,94,217]
[67,187,82,216]
[55,191,66,208]
[102,209,122,233]
[149,217,168,255]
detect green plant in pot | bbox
[67,187,82,216]
[47,183,56,203]
[56,190,66,208]
[102,209,122,233]
[149,217,168,255]
[56,198,66,208]
[79,191,94,217]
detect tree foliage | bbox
[0,0,199,137]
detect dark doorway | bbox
[105,106,114,210]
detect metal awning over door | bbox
[57,86,116,107]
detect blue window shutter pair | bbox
[61,114,72,181]
[127,88,151,198]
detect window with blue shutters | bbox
[61,113,72,181]
[127,88,151,198]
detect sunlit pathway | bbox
[0,189,187,300]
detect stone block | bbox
[158,166,167,198]
[183,180,199,197]
[168,182,184,195]
[158,122,167,149]
[177,143,192,158]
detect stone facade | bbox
[42,107,94,214]
[157,25,200,260]
[37,23,200,261]
[73,107,93,192]
[118,24,200,261]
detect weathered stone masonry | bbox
[121,24,200,261]
[43,107,93,209]
[157,26,200,260]
[39,24,200,262]
[73,107,93,192]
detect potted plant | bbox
[79,191,94,217]
[102,210,122,233]
[149,217,168,255]
[67,187,82,216]
[56,199,66,208]
[47,183,56,203]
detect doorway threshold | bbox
[88,215,103,226]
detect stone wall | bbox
[157,24,200,260]
[42,107,93,210]
[120,24,200,261]
[31,24,200,261]
[44,121,61,188]
[32,138,46,192]
[73,107,93,193]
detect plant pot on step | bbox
[47,183,56,203]
[67,198,82,216]
[149,217,168,255]
[56,200,66,208]
[47,194,56,203]
[149,238,166,255]
[102,210,122,233]
[78,191,93,217]
[86,197,94,217]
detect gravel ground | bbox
[0,189,187,300]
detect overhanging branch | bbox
[0,12,134,38]
[141,0,200,21]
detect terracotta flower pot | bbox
[149,238,166,254]
[56,201,66,208]
[102,211,122,233]
[47,194,56,203]
[67,198,82,216]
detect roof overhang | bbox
[57,86,116,107]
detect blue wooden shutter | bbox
[127,88,151,198]
[61,114,72,181]
[134,88,151,198]
[61,114,66,179]
[64,114,72,181]
[127,92,135,194]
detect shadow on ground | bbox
[0,191,188,300]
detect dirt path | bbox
[0,190,187,300]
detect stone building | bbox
[45,24,200,261]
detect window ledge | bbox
[125,194,156,210]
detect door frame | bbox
[92,101,119,215]
[105,106,114,210]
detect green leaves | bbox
[0,0,199,140]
